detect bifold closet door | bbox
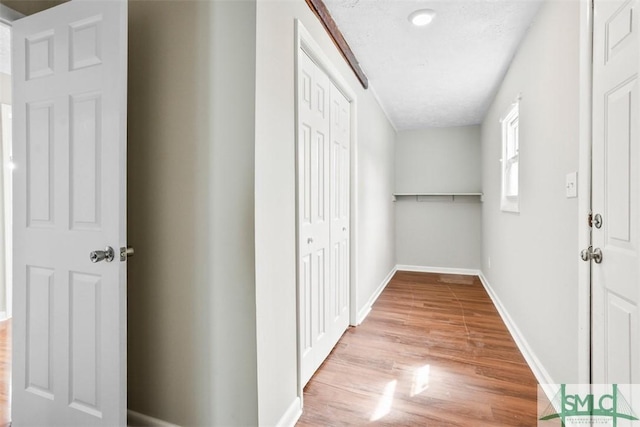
[298,50,350,386]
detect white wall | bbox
[255,1,396,425]
[0,74,10,104]
[127,1,258,425]
[356,92,396,313]
[481,0,581,384]
[395,127,482,270]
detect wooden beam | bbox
[304,0,369,89]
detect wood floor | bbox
[0,274,538,426]
[297,271,539,426]
[0,320,9,427]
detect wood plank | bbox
[297,272,539,426]
[0,320,9,427]
[304,0,369,89]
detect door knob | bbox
[592,213,603,229]
[580,247,590,261]
[580,246,603,264]
[591,247,603,264]
[90,246,115,263]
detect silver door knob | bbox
[90,246,115,263]
[592,213,603,229]
[580,248,589,261]
[580,246,603,264]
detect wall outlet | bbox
[566,172,578,198]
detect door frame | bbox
[0,4,24,323]
[294,18,359,402]
[577,0,593,385]
[0,4,23,23]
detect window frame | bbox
[500,100,520,213]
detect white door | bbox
[12,1,128,425]
[297,50,350,386]
[328,83,350,352]
[592,0,640,392]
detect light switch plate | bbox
[566,172,578,198]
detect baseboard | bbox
[477,272,556,400]
[275,397,302,427]
[127,409,180,427]
[0,312,8,322]
[356,266,397,325]
[396,264,481,277]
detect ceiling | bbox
[323,0,542,130]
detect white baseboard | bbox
[127,409,180,427]
[396,264,481,277]
[275,397,302,427]
[0,312,8,322]
[477,272,556,400]
[356,266,397,325]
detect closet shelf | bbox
[392,192,483,202]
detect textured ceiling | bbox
[323,0,542,129]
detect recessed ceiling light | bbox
[409,9,436,27]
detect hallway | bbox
[297,271,538,426]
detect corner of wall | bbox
[477,272,556,400]
[357,265,397,325]
[274,397,302,427]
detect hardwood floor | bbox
[0,320,9,427]
[297,271,539,426]
[0,274,539,426]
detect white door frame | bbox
[294,18,359,400]
[0,4,24,322]
[0,4,23,24]
[577,0,593,385]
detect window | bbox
[501,100,519,212]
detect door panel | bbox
[329,84,349,329]
[593,0,640,388]
[298,50,331,385]
[25,266,54,398]
[12,1,127,425]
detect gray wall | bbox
[481,0,581,384]
[255,2,396,425]
[395,127,482,270]
[127,0,397,425]
[127,1,258,425]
